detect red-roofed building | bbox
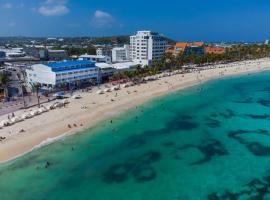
[205,47,226,55]
[166,42,205,56]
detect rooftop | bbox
[48,49,66,53]
[176,42,205,48]
[79,54,109,59]
[46,60,96,69]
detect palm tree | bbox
[59,82,66,92]
[0,72,10,101]
[31,83,41,108]
[19,80,27,108]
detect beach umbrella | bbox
[111,86,119,91]
[1,119,13,126]
[122,84,128,88]
[21,113,32,119]
[38,108,46,113]
[10,116,23,123]
[97,90,104,95]
[52,102,60,108]
[72,94,82,99]
[61,99,70,105]
[30,110,39,116]
[0,120,7,127]
[104,88,111,92]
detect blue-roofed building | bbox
[0,51,6,60]
[26,60,99,89]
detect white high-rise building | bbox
[112,45,130,62]
[130,31,167,66]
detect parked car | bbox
[53,91,65,99]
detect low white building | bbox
[96,47,112,58]
[0,48,26,58]
[112,61,138,71]
[79,54,111,63]
[130,31,167,66]
[26,60,99,89]
[112,45,130,63]
[95,63,116,81]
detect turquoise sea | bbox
[2,71,270,199]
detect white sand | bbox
[1,58,270,163]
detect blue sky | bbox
[0,0,270,41]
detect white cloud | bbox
[91,10,115,28]
[2,3,12,9]
[95,10,111,18]
[44,0,68,4]
[38,5,69,16]
[37,0,69,16]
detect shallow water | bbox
[2,71,270,199]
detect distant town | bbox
[1,30,270,115]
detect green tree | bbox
[0,72,10,100]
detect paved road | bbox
[0,94,54,116]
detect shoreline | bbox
[1,58,270,164]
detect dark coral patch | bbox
[103,151,161,184]
[208,176,270,199]
[132,166,157,183]
[121,136,146,149]
[179,115,193,120]
[163,141,175,147]
[136,151,161,165]
[228,129,270,156]
[172,139,228,165]
[210,113,218,118]
[257,99,270,107]
[204,117,221,128]
[246,142,270,156]
[219,109,236,119]
[169,119,199,131]
[103,164,129,183]
[245,114,270,120]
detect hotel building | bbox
[26,60,99,89]
[130,31,167,66]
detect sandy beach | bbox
[1,58,270,163]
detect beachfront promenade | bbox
[0,58,270,163]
